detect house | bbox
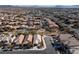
[33,34,42,45]
[27,34,33,44]
[18,34,25,44]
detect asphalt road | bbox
[0,36,57,54]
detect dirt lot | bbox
[60,34,79,54]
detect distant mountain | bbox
[0,5,13,8]
[54,5,79,8]
[0,5,79,8]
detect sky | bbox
[0,0,79,5]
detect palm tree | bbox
[0,42,2,47]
